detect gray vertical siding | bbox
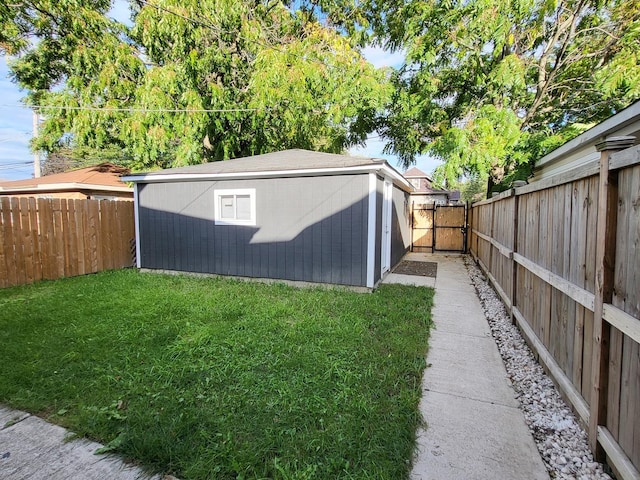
[137,174,370,286]
[391,185,411,267]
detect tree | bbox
[368,0,640,186]
[459,174,488,204]
[41,146,127,175]
[1,1,391,170]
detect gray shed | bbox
[123,149,412,288]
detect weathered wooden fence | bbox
[411,204,467,252]
[0,197,135,288]
[469,140,640,479]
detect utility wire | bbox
[0,104,263,113]
[0,102,333,114]
[0,160,34,167]
[0,162,34,171]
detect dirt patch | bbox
[392,261,437,278]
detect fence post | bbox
[488,198,495,277]
[410,201,414,252]
[465,201,471,253]
[589,135,636,458]
[511,190,519,324]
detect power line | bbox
[0,104,263,113]
[0,160,33,166]
[0,162,34,171]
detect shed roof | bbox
[137,149,384,176]
[123,149,413,191]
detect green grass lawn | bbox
[0,269,433,479]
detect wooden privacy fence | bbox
[469,139,640,480]
[0,197,135,288]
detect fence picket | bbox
[0,198,10,287]
[10,198,27,286]
[28,197,42,282]
[19,197,35,284]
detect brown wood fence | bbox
[469,141,640,480]
[0,197,135,288]
[411,204,467,252]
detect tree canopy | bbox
[377,0,640,186]
[1,0,391,170]
[2,0,639,179]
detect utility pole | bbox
[32,111,41,178]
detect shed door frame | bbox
[381,179,393,275]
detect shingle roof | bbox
[0,163,130,191]
[403,167,430,178]
[138,149,385,176]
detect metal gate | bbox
[411,204,467,253]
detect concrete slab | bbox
[0,409,164,480]
[402,254,549,480]
[432,291,483,309]
[411,391,548,480]
[0,406,30,429]
[429,314,491,338]
[382,272,436,287]
[424,331,518,407]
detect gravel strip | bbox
[464,257,613,480]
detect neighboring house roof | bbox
[0,163,132,194]
[403,167,432,180]
[403,167,457,196]
[533,100,640,181]
[123,149,413,192]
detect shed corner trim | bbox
[366,172,377,288]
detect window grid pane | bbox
[235,195,251,220]
[220,195,235,219]
[214,189,255,225]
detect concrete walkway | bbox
[384,253,549,479]
[0,406,166,479]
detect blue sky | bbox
[0,59,36,181]
[0,4,440,181]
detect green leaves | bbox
[7,0,390,171]
[378,0,640,186]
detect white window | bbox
[214,188,256,226]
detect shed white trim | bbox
[381,179,393,276]
[366,172,377,288]
[133,183,141,269]
[123,163,413,193]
